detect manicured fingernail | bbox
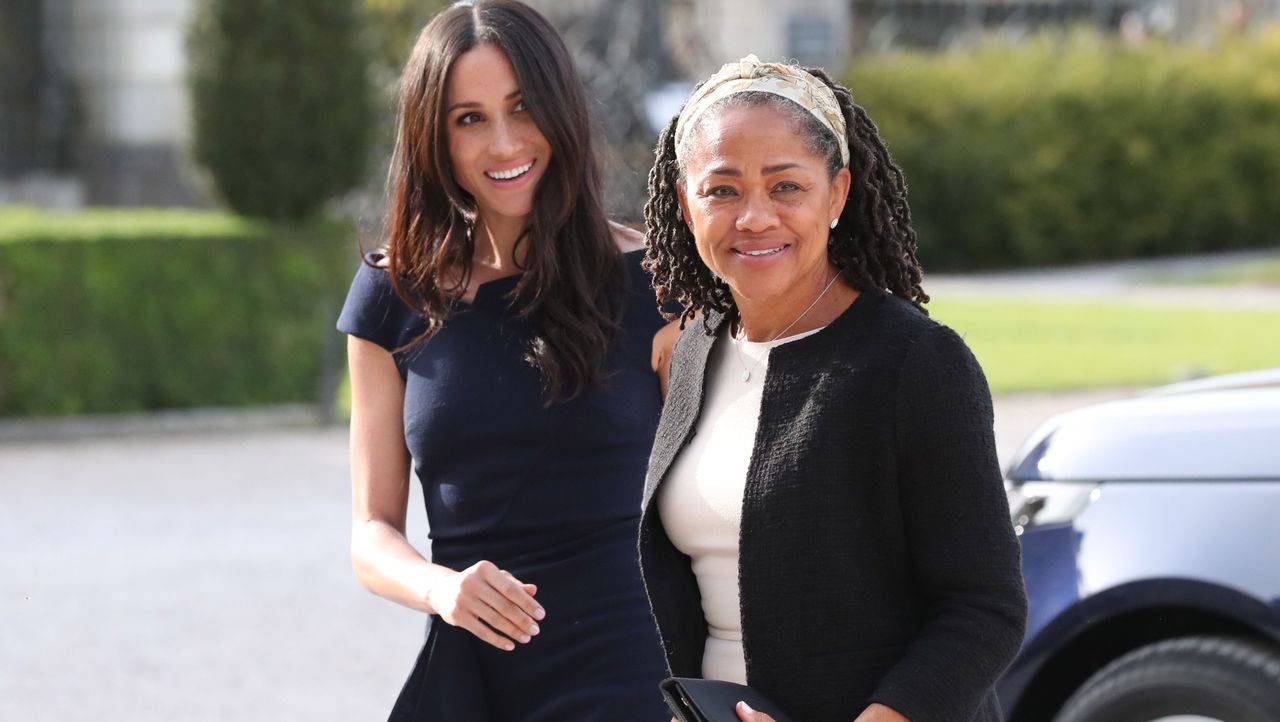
[530,623,540,635]
[504,642,515,651]
[534,607,545,620]
[740,701,754,714]
[518,634,531,643]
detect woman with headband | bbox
[639,56,1027,722]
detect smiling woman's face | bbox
[444,42,552,226]
[677,103,850,308]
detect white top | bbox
[657,324,824,684]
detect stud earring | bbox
[829,218,839,229]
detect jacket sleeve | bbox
[869,324,1028,722]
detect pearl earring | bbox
[829,218,839,229]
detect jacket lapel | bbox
[641,310,722,511]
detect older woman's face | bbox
[678,104,850,307]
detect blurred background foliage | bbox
[3,2,1278,419]
[0,208,352,416]
[189,0,377,220]
[849,27,1280,270]
[363,0,446,78]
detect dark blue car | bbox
[998,369,1280,722]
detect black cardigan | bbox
[638,291,1027,722]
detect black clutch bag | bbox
[660,677,795,722]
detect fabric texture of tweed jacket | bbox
[638,290,1028,722]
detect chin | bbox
[727,279,788,304]
[482,196,536,220]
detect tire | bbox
[1054,636,1280,722]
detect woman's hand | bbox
[734,701,909,722]
[852,703,910,722]
[426,560,545,651]
[735,701,771,721]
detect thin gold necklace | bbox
[731,271,839,383]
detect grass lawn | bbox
[1191,258,1280,287]
[1145,254,1280,287]
[930,298,1280,394]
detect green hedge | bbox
[0,209,356,417]
[847,28,1280,269]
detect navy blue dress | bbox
[337,249,671,722]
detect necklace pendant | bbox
[741,370,751,382]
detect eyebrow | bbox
[707,162,805,177]
[446,90,522,114]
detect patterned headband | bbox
[673,54,850,167]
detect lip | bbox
[731,241,791,264]
[483,158,537,188]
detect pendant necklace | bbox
[732,271,840,383]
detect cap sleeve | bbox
[336,255,420,352]
[622,249,682,335]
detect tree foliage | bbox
[848,28,1280,269]
[363,0,447,78]
[189,0,376,219]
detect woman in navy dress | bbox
[336,2,674,719]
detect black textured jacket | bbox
[638,291,1027,722]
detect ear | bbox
[676,179,693,228]
[828,166,852,224]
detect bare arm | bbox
[347,336,544,650]
[348,334,435,609]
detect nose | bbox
[489,118,521,157]
[735,190,780,233]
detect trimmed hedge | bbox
[0,209,355,417]
[847,28,1280,269]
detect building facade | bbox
[0,0,202,208]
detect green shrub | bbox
[847,28,1280,269]
[189,0,376,219]
[0,209,356,417]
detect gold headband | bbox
[673,54,850,167]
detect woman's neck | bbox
[472,212,529,273]
[734,269,859,342]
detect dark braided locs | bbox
[642,64,929,332]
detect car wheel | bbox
[1054,636,1280,722]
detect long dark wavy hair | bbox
[643,65,928,331]
[379,0,623,399]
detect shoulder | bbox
[611,231,681,340]
[856,292,965,360]
[873,292,940,338]
[346,251,394,295]
[881,296,974,368]
[337,251,419,352]
[608,220,646,253]
[877,297,990,413]
[814,292,979,390]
